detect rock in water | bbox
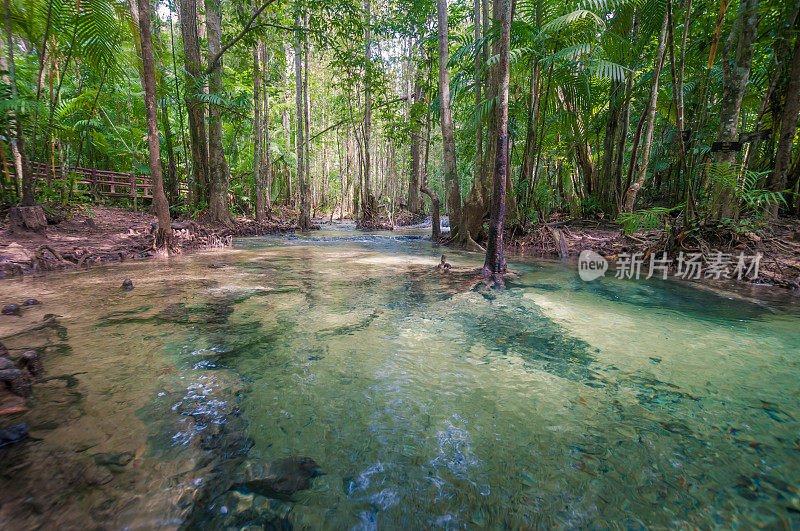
[0,358,15,371]
[2,304,21,316]
[233,457,322,499]
[121,279,134,291]
[0,423,28,448]
[0,369,32,398]
[23,299,41,306]
[0,342,8,358]
[18,351,43,378]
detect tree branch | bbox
[204,0,280,75]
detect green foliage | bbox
[617,205,679,235]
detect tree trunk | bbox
[483,0,512,280]
[295,12,311,230]
[262,43,273,214]
[768,27,800,215]
[408,61,422,214]
[599,80,622,210]
[622,14,669,213]
[204,0,233,225]
[420,98,441,241]
[711,0,759,220]
[136,0,172,248]
[179,0,209,206]
[149,9,179,204]
[253,32,266,222]
[3,0,34,206]
[436,0,462,236]
[362,0,375,222]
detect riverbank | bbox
[505,217,800,291]
[0,204,298,278]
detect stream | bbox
[1,222,799,529]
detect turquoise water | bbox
[1,223,799,528]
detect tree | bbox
[621,14,669,213]
[179,0,209,206]
[2,0,33,206]
[295,9,312,230]
[254,32,266,222]
[710,0,760,220]
[483,0,512,280]
[436,0,462,237]
[135,0,172,248]
[768,27,800,216]
[205,0,234,225]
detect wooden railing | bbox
[19,162,154,199]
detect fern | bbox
[617,205,678,234]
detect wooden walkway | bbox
[17,162,154,199]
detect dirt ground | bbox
[0,204,297,278]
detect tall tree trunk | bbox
[409,61,422,214]
[295,11,311,230]
[282,40,293,204]
[436,0,462,235]
[483,0,512,279]
[3,0,33,206]
[622,14,669,213]
[136,0,172,248]
[711,0,759,220]
[362,0,375,221]
[599,80,622,210]
[473,0,483,195]
[262,43,273,214]
[254,34,266,222]
[420,90,441,241]
[520,60,540,212]
[149,7,178,204]
[179,0,209,206]
[205,0,233,224]
[768,27,800,216]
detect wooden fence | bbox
[15,162,154,199]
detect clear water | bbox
[1,223,799,529]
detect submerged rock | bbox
[232,457,322,500]
[2,303,21,316]
[0,357,15,371]
[93,452,134,469]
[23,299,41,306]
[121,279,134,291]
[18,351,43,378]
[0,369,32,397]
[0,342,8,357]
[0,423,28,447]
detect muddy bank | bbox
[504,218,800,291]
[0,205,297,278]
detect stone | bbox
[83,463,114,485]
[233,457,322,500]
[2,303,21,316]
[121,279,134,291]
[0,369,31,397]
[0,423,28,447]
[23,299,41,306]
[18,351,43,378]
[0,342,8,358]
[0,357,14,371]
[93,452,135,468]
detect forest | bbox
[0,0,797,278]
[2,0,800,528]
